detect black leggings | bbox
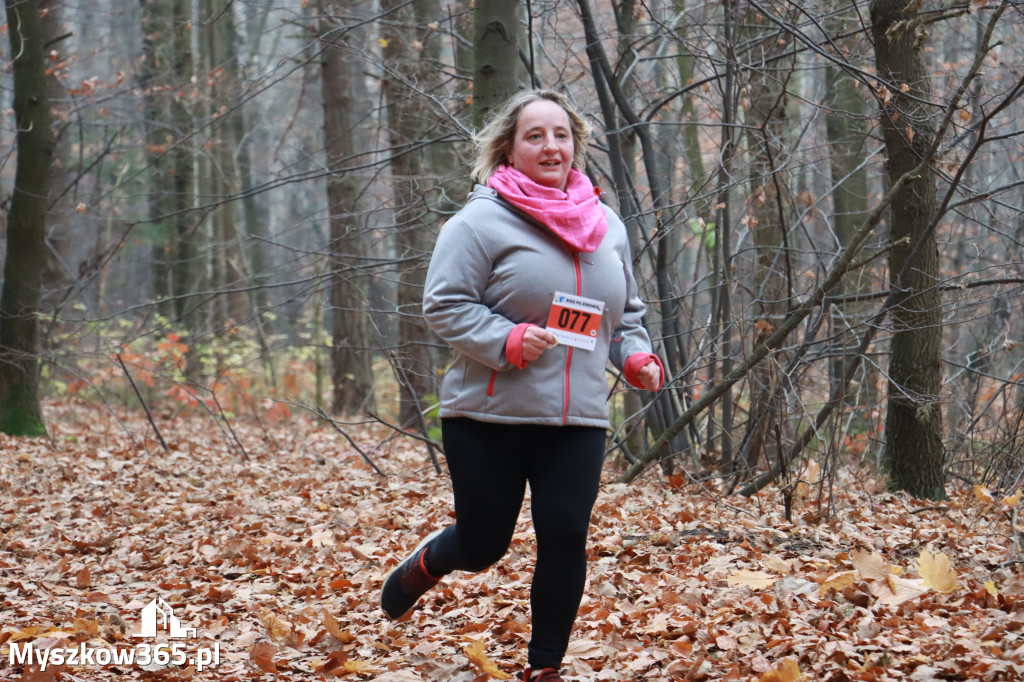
[425,417,606,670]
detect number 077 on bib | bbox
[545,291,605,351]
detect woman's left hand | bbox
[637,361,661,391]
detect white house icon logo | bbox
[138,597,196,638]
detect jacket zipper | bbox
[562,252,582,424]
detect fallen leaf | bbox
[851,548,890,581]
[72,617,99,637]
[464,639,512,680]
[341,659,377,675]
[727,569,776,590]
[763,555,794,574]
[250,642,278,674]
[975,485,995,504]
[759,656,803,681]
[260,609,293,642]
[643,613,669,634]
[323,610,354,643]
[917,550,957,593]
[874,575,928,607]
[315,650,347,676]
[565,638,603,660]
[820,570,857,595]
[1002,489,1022,507]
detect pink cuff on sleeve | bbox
[624,352,664,390]
[505,323,537,369]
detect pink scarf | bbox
[487,165,608,253]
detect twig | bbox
[386,351,443,474]
[208,389,250,462]
[115,353,169,453]
[910,505,950,515]
[368,411,444,453]
[1015,505,1022,562]
[312,406,387,478]
[175,382,250,463]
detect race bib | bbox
[545,291,604,351]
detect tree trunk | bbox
[173,0,201,377]
[472,0,525,128]
[0,0,53,436]
[871,0,946,499]
[140,0,178,321]
[320,0,376,416]
[39,0,72,313]
[201,0,249,329]
[381,0,443,427]
[711,0,739,473]
[740,4,795,474]
[825,4,876,410]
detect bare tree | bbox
[472,0,526,128]
[320,0,377,415]
[872,0,945,499]
[0,0,53,435]
[380,0,445,428]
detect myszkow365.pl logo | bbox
[7,596,221,673]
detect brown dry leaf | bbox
[762,555,794,574]
[75,567,91,589]
[874,575,928,607]
[851,547,890,581]
[917,550,957,593]
[315,651,347,676]
[759,656,803,681]
[643,613,669,634]
[819,570,857,595]
[323,610,354,643]
[464,639,512,680]
[250,641,279,674]
[975,485,995,504]
[565,638,603,660]
[260,609,293,642]
[8,627,44,641]
[726,569,776,590]
[716,633,737,650]
[1002,489,1022,507]
[72,617,99,637]
[340,659,377,675]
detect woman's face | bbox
[507,99,575,191]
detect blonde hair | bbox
[471,89,592,185]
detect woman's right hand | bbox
[521,325,558,362]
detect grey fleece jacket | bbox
[423,185,655,429]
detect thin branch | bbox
[115,353,169,453]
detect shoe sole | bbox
[380,528,444,619]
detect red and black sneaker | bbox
[521,668,564,682]
[380,530,443,619]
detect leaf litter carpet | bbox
[0,401,1022,681]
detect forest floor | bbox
[1,399,1023,681]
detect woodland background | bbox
[1,0,1024,679]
